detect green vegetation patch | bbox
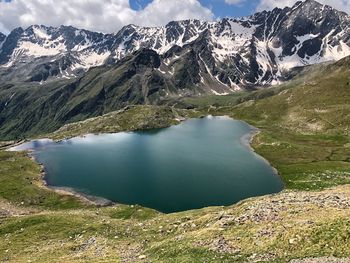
[0,151,85,210]
[49,105,201,140]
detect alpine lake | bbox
[11,116,283,213]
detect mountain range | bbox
[0,0,349,138]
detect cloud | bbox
[0,0,214,33]
[224,0,245,5]
[256,0,350,14]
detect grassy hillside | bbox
[47,105,200,140]
[197,57,350,191]
[232,59,350,135]
[0,151,87,210]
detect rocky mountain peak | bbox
[0,0,349,93]
[132,48,161,68]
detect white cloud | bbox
[0,0,214,33]
[224,0,245,5]
[257,0,350,14]
[1,0,349,35]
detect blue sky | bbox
[201,0,261,18]
[129,0,261,18]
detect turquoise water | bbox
[13,117,283,213]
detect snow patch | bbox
[4,93,16,107]
[211,89,229,95]
[76,50,111,69]
[32,26,51,40]
[211,21,256,62]
[9,36,66,60]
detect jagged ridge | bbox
[0,0,349,93]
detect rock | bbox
[289,238,296,244]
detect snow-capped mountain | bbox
[0,0,349,93]
[0,25,115,70]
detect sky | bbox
[0,0,349,34]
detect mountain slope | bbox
[0,0,349,90]
[220,55,350,190]
[0,49,200,139]
[0,0,350,140]
[231,55,350,136]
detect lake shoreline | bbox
[29,155,115,207]
[11,115,283,210]
[241,127,282,183]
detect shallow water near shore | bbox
[11,117,283,213]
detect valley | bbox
[0,0,350,262]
